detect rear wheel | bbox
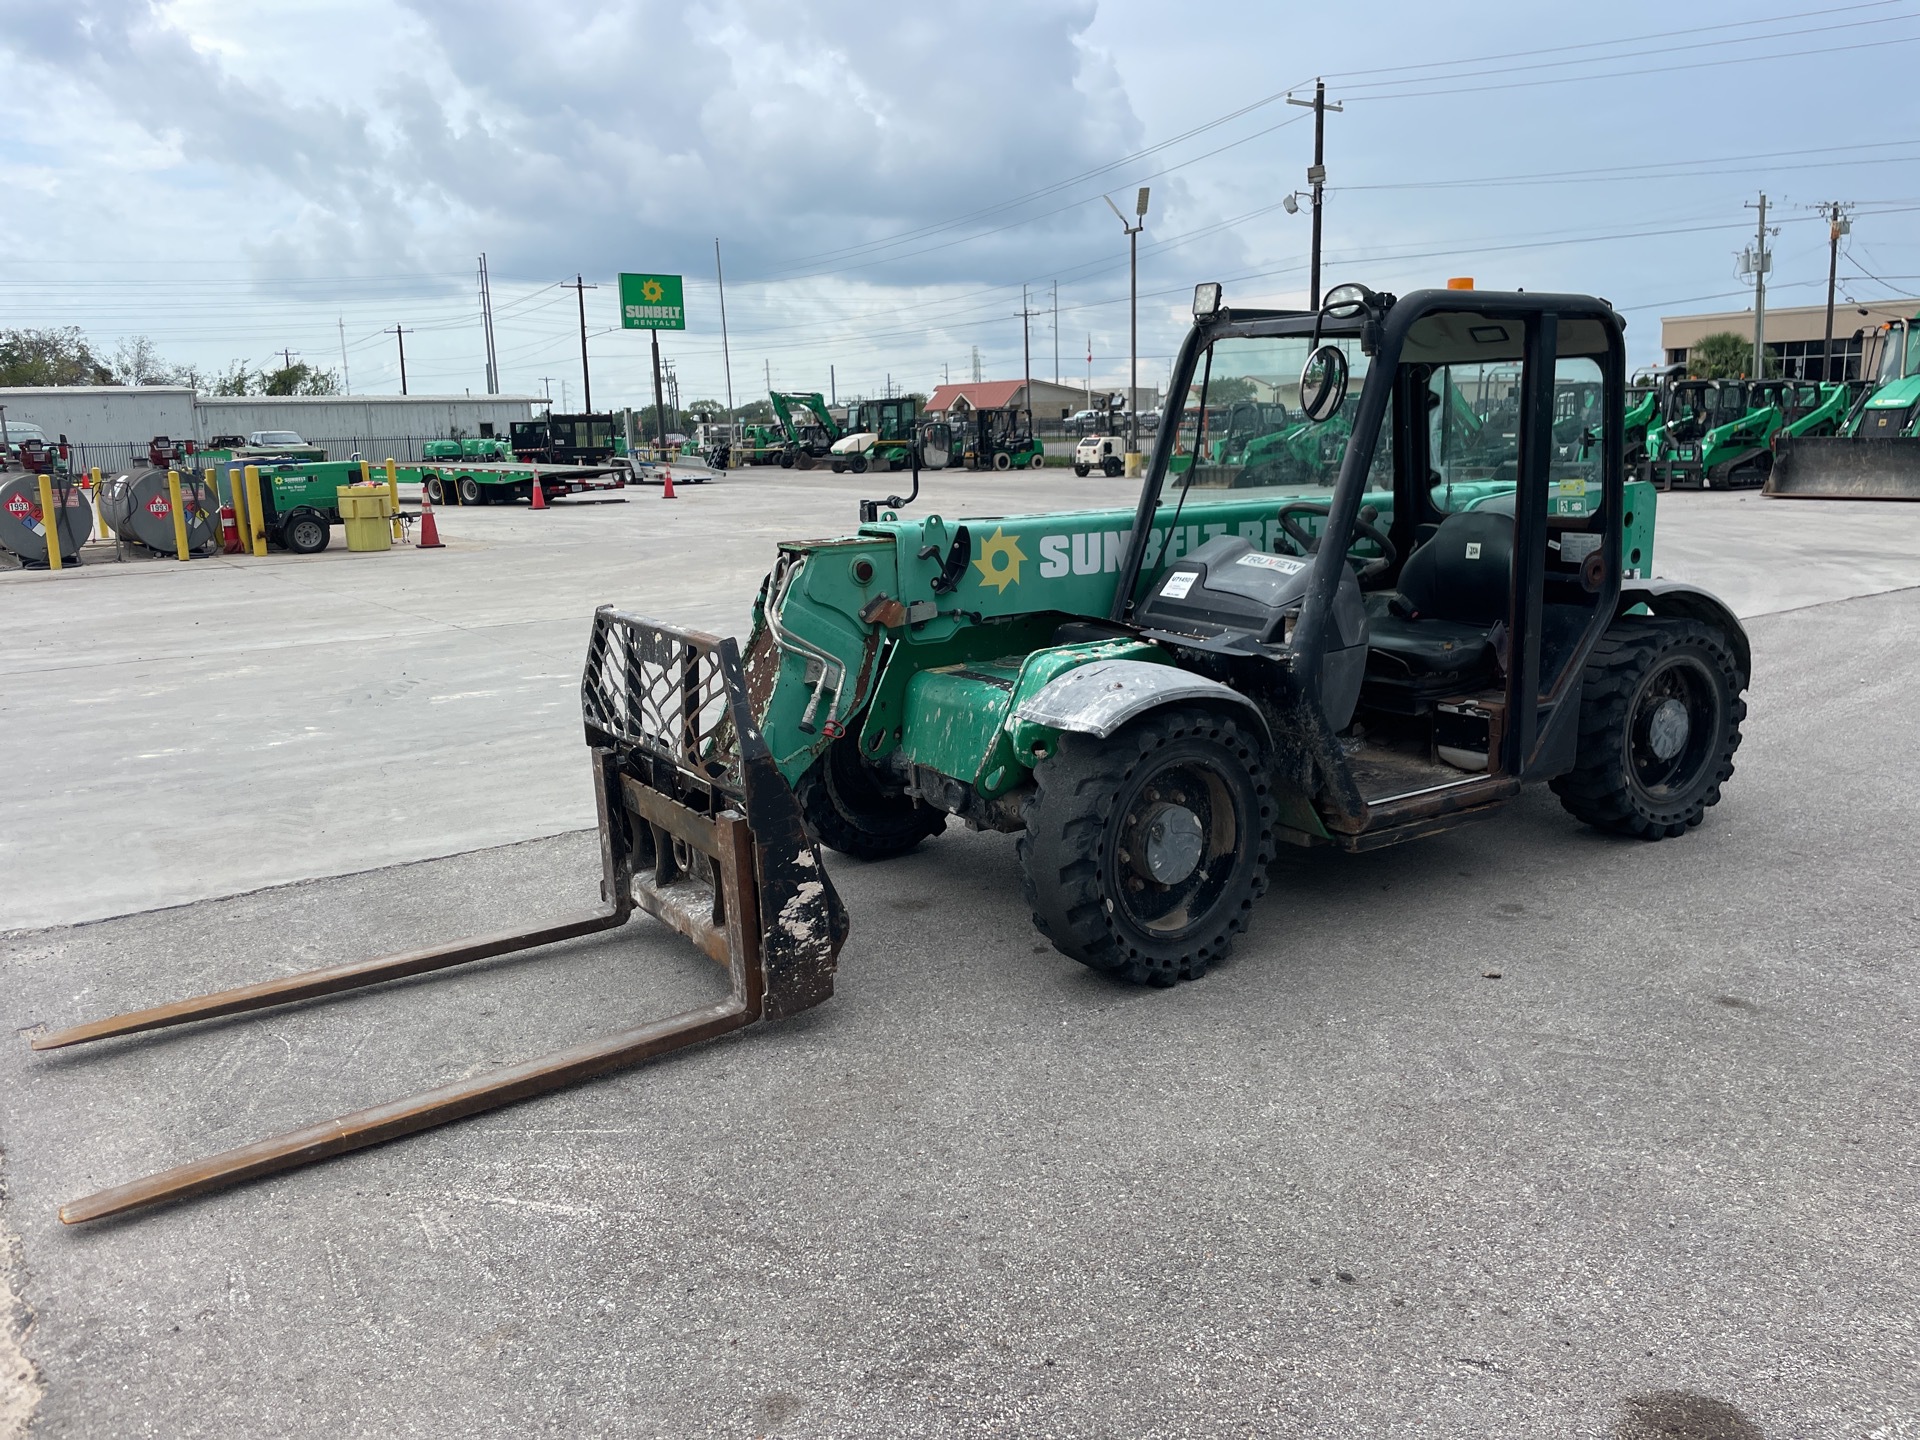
[850,456,868,474]
[1029,451,1046,470]
[796,731,946,861]
[1018,706,1275,985]
[1103,457,1123,477]
[425,477,447,506]
[457,476,483,506]
[1552,617,1745,839]
[1074,463,1090,477]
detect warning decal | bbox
[148,495,172,518]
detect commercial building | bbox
[0,387,543,471]
[1661,299,1919,381]
[925,378,1157,421]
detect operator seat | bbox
[1363,508,1514,700]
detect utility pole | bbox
[1102,187,1150,470]
[387,325,413,394]
[830,365,836,405]
[338,317,351,394]
[971,346,982,384]
[714,239,735,419]
[1743,193,1774,379]
[478,254,499,394]
[562,274,598,411]
[1287,79,1343,308]
[278,348,298,370]
[539,376,554,403]
[1819,201,1853,381]
[1086,333,1092,409]
[1052,280,1059,385]
[1021,283,1035,438]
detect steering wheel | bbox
[1274,500,1399,585]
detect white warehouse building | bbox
[0,387,544,470]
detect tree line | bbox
[0,327,341,395]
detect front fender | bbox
[1617,581,1751,683]
[1010,658,1271,750]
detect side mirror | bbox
[1299,345,1350,424]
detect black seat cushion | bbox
[1365,613,1496,679]
[1393,509,1514,626]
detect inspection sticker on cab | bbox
[1160,571,1198,598]
[1236,552,1305,573]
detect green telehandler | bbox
[1768,312,1920,499]
[33,281,1750,1224]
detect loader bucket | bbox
[1765,436,1920,500]
[30,607,846,1224]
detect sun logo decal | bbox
[641,278,665,303]
[972,528,1026,592]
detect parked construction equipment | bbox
[830,397,920,473]
[767,392,841,469]
[1768,311,1920,499]
[954,405,1045,471]
[33,280,1750,1223]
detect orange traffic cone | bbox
[417,487,445,548]
[661,467,677,500]
[529,467,548,510]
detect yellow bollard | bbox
[360,460,372,486]
[36,473,62,572]
[91,466,107,539]
[385,458,404,542]
[243,465,268,557]
[166,470,191,561]
[227,464,249,550]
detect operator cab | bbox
[1120,280,1633,827]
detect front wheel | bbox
[796,732,946,861]
[1074,463,1090,477]
[1018,706,1275,985]
[850,456,868,474]
[992,452,1012,471]
[1551,617,1745,839]
[1028,452,1046,470]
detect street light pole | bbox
[1104,187,1150,474]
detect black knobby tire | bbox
[1017,706,1276,985]
[851,456,869,475]
[796,731,946,861]
[281,510,330,554]
[1074,463,1090,477]
[1551,617,1746,840]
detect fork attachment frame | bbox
[35,610,847,1224]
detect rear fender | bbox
[1616,581,1750,684]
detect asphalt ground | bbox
[2,475,1918,1436]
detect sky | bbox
[3,0,1918,408]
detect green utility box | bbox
[339,485,393,552]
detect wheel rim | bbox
[1626,655,1719,800]
[290,518,325,550]
[1108,761,1240,938]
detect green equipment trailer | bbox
[34,279,1752,1225]
[1769,312,1920,499]
[424,437,513,462]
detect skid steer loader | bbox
[1768,311,1920,500]
[33,281,1750,1224]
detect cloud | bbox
[0,0,1160,287]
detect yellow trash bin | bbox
[338,484,394,553]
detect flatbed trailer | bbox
[401,459,628,506]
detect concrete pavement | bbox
[1,582,1916,1436]
[4,474,1919,932]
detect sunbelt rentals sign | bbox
[619,273,686,330]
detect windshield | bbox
[253,431,304,445]
[1158,332,1386,503]
[1874,322,1914,387]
